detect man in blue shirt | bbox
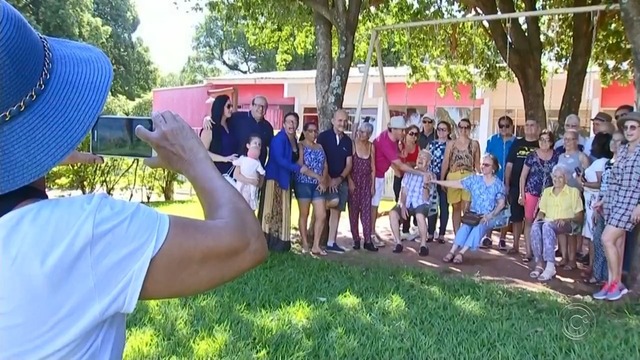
[317,109,353,253]
[228,96,274,167]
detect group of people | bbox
[202,94,640,303]
[480,107,640,302]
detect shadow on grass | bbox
[125,253,640,359]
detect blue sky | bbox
[133,0,205,74]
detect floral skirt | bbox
[260,180,292,252]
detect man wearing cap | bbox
[418,114,436,149]
[0,2,267,358]
[584,112,614,161]
[371,116,429,248]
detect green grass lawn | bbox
[126,201,640,359]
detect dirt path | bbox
[293,214,596,297]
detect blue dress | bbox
[454,175,506,250]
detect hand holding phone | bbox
[91,115,155,158]
[135,111,211,175]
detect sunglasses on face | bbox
[422,119,433,124]
[437,127,448,132]
[498,123,510,129]
[226,104,233,110]
[407,132,418,137]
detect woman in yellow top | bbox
[529,165,584,281]
[440,118,481,234]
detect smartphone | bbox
[90,115,155,158]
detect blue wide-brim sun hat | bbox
[0,0,114,194]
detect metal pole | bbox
[353,30,378,139]
[375,37,391,130]
[373,4,619,32]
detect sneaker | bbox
[593,283,611,300]
[393,244,403,253]
[498,239,507,251]
[363,242,379,252]
[326,243,346,254]
[352,240,360,250]
[606,282,629,301]
[419,246,429,257]
[480,237,492,249]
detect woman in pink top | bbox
[371,116,427,246]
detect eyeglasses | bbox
[253,103,267,109]
[624,124,638,131]
[437,128,448,132]
[564,137,578,141]
[481,163,492,168]
[539,138,551,143]
[407,132,418,137]
[498,123,510,129]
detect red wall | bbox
[601,81,636,108]
[152,85,212,128]
[386,83,483,107]
[211,84,294,105]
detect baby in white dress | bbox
[233,137,265,210]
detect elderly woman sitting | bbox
[529,165,584,281]
[431,154,507,264]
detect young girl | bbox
[233,136,265,210]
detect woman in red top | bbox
[393,124,420,239]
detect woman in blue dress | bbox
[199,95,239,175]
[431,153,507,264]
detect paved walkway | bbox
[293,213,595,297]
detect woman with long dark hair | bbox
[200,95,238,175]
[263,112,315,251]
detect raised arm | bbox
[136,111,267,300]
[431,179,464,189]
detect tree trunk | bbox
[557,4,600,130]
[619,0,640,290]
[307,2,361,247]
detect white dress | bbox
[582,157,608,239]
[232,156,265,210]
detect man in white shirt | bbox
[0,2,267,359]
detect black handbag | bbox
[461,211,482,226]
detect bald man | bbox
[554,114,588,155]
[317,109,353,253]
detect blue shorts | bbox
[295,182,324,201]
[325,180,349,212]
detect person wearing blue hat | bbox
[0,1,267,358]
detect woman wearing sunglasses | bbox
[593,112,640,301]
[394,124,421,240]
[200,95,239,175]
[440,118,481,235]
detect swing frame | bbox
[353,4,620,136]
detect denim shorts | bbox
[295,182,324,201]
[325,180,349,212]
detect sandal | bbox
[563,264,575,271]
[437,236,446,244]
[311,249,327,256]
[530,266,544,278]
[522,256,533,263]
[443,252,455,262]
[583,277,599,284]
[453,253,464,264]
